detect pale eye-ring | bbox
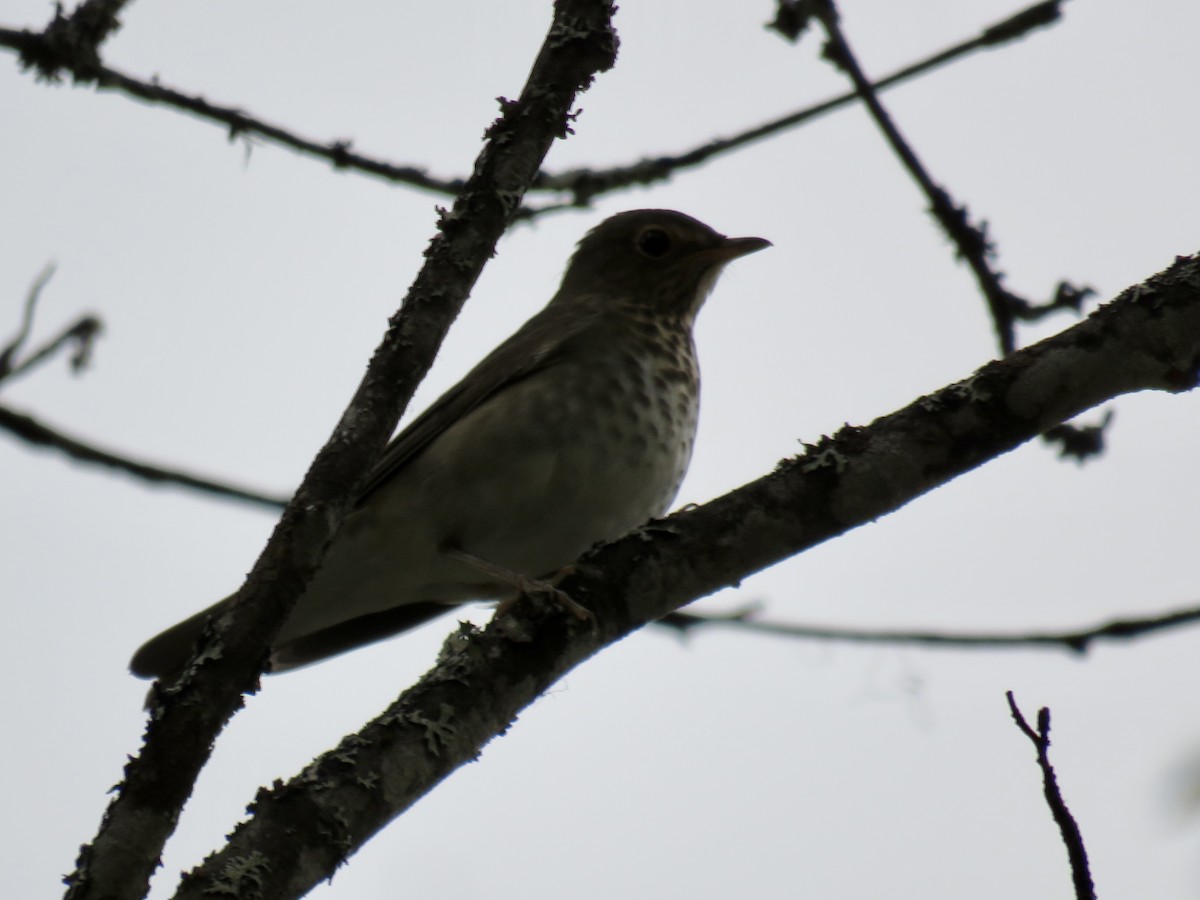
[637,228,672,258]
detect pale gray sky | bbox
[3,1,1200,897]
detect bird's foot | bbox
[444,548,595,623]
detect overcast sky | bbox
[4,0,1200,897]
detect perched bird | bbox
[130,209,769,681]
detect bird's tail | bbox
[129,596,234,681]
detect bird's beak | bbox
[711,235,772,263]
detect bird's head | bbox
[555,209,770,321]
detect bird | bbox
[130,209,770,682]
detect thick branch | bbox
[63,3,619,899]
[178,252,1200,897]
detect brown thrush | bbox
[131,209,770,679]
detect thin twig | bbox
[0,405,288,509]
[809,1,1106,460]
[811,0,1081,356]
[534,0,1068,208]
[659,599,1200,653]
[0,269,277,509]
[2,315,102,383]
[0,262,57,380]
[1006,693,1096,900]
[0,21,468,197]
[1,263,103,386]
[2,1,1066,210]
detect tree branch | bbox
[177,251,1200,897]
[1,1,1065,211]
[0,267,282,508]
[63,3,619,899]
[534,0,1067,210]
[659,598,1200,653]
[1006,693,1096,899]
[0,263,102,385]
[812,0,1088,357]
[0,405,287,510]
[810,0,1108,461]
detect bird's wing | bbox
[355,301,598,504]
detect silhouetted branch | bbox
[1006,693,1096,900]
[0,405,288,510]
[0,264,101,386]
[811,0,1086,357]
[659,598,1200,653]
[2,1,1067,211]
[1,268,281,507]
[529,0,1069,209]
[1,263,53,379]
[808,1,1106,461]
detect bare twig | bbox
[1006,693,1096,900]
[0,264,102,387]
[809,1,1105,460]
[659,598,1200,653]
[811,0,1084,356]
[0,263,52,378]
[2,1,1067,209]
[2,263,52,376]
[0,268,281,508]
[0,24,462,196]
[0,405,287,509]
[526,0,1069,209]
[0,314,102,383]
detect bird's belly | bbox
[423,367,697,577]
[279,358,697,641]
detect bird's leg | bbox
[442,546,595,623]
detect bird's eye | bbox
[637,228,672,258]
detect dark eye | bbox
[637,228,671,258]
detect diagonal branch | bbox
[533,0,1067,210]
[0,314,101,383]
[178,251,1200,898]
[812,0,1085,357]
[1006,693,1096,899]
[1,268,280,507]
[810,0,1109,461]
[0,262,56,380]
[0,263,102,385]
[62,3,620,899]
[1,1,1065,209]
[0,405,287,510]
